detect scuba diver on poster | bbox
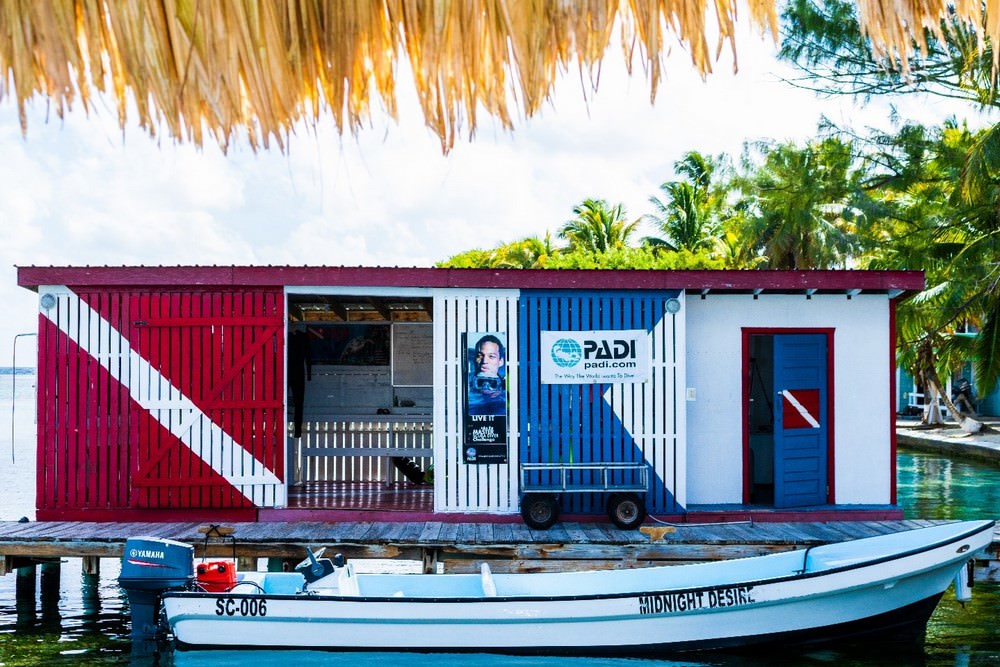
[464,333,508,463]
[468,334,507,416]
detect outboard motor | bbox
[119,537,194,639]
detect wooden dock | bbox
[2,519,998,578]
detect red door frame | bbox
[741,328,835,505]
[888,300,898,505]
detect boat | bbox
[120,520,995,655]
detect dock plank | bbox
[417,522,444,543]
[397,522,426,542]
[438,523,460,544]
[822,522,875,541]
[560,522,591,544]
[491,522,515,545]
[796,523,852,543]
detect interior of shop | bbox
[286,294,435,511]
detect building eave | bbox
[16,265,926,298]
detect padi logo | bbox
[551,336,639,370]
[550,337,639,369]
[549,338,583,367]
[129,549,166,560]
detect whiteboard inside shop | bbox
[392,323,433,386]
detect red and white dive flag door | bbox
[37,287,285,514]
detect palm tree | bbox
[734,138,860,269]
[559,199,640,253]
[859,121,997,429]
[645,152,724,251]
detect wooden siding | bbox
[518,291,684,514]
[434,291,520,513]
[36,286,285,516]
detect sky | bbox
[0,28,992,366]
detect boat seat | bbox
[338,563,360,596]
[481,562,497,597]
[258,572,306,595]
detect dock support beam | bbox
[422,548,438,574]
[82,568,100,612]
[82,556,101,576]
[40,562,61,622]
[15,565,36,628]
[15,564,35,602]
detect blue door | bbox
[773,334,828,508]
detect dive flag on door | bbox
[780,389,821,429]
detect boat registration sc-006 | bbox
[216,597,268,617]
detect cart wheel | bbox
[605,493,621,511]
[607,492,645,530]
[521,494,559,530]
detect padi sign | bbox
[540,330,650,384]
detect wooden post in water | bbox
[81,567,100,617]
[82,556,101,576]
[39,561,60,623]
[39,562,60,596]
[15,565,37,627]
[15,564,35,602]
[82,558,101,602]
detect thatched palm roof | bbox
[0,1,982,153]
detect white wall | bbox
[685,294,892,506]
[434,289,520,513]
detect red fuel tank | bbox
[195,560,237,592]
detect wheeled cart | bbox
[518,461,649,530]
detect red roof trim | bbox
[17,266,925,294]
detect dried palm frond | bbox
[853,0,980,72]
[0,1,987,154]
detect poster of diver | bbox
[463,332,508,464]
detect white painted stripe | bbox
[603,310,676,489]
[781,390,821,428]
[48,287,283,506]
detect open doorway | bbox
[745,332,830,508]
[747,335,775,504]
[286,293,434,512]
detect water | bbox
[1,370,999,666]
[897,448,1000,520]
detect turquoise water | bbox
[2,372,999,665]
[897,447,1000,520]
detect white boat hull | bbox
[161,520,995,654]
